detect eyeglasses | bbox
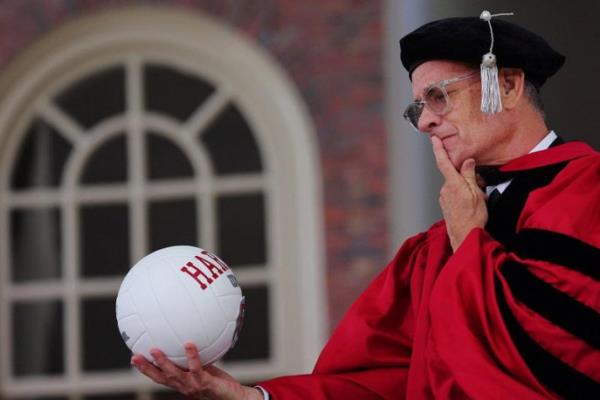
[403,72,479,131]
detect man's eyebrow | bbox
[413,85,431,102]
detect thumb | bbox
[460,158,477,184]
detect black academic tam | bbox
[400,16,565,89]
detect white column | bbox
[385,0,442,254]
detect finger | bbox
[460,158,478,185]
[183,343,236,385]
[131,354,168,385]
[150,348,186,380]
[183,343,235,398]
[431,136,460,181]
[185,342,204,373]
[181,342,211,395]
[461,160,486,199]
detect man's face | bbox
[411,60,509,168]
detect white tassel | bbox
[480,52,502,114]
[479,10,513,115]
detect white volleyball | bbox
[115,246,244,368]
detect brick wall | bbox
[0,0,387,331]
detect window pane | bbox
[12,300,64,376]
[222,285,270,361]
[146,133,194,180]
[80,134,127,184]
[80,204,130,277]
[217,193,266,266]
[11,208,62,282]
[149,198,197,252]
[11,118,73,189]
[55,66,125,130]
[81,297,132,371]
[144,64,215,122]
[201,104,263,175]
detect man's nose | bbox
[417,107,441,133]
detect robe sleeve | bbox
[426,158,600,400]
[257,227,443,399]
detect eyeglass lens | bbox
[424,86,449,114]
[403,102,424,129]
[404,85,449,129]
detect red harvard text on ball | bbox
[179,251,230,290]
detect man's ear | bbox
[499,68,525,109]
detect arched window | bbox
[0,7,325,399]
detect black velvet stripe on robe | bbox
[485,153,600,398]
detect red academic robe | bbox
[258,142,600,399]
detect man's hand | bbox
[131,342,263,400]
[431,136,488,251]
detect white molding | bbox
[184,87,231,139]
[0,6,326,396]
[5,175,267,207]
[36,101,84,144]
[126,55,148,263]
[4,270,269,300]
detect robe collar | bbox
[498,141,597,172]
[477,141,596,186]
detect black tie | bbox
[477,166,514,186]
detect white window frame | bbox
[0,7,326,399]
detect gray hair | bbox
[524,79,546,119]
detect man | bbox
[132,13,600,399]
